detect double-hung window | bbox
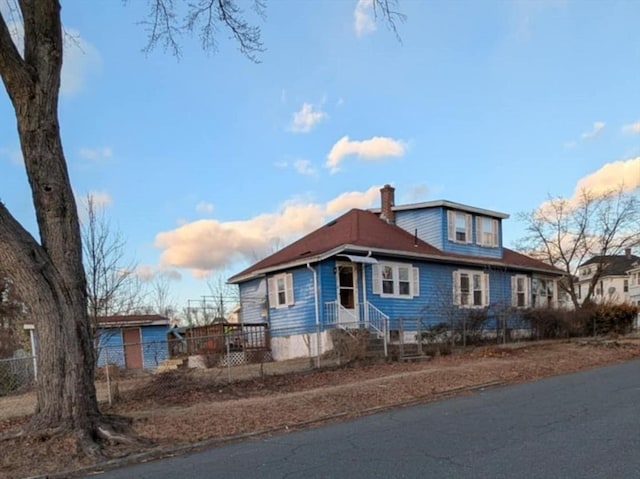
[476,217,498,247]
[532,278,555,308]
[373,263,419,298]
[268,273,294,308]
[447,211,472,244]
[511,275,531,308]
[453,270,489,307]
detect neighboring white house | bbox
[576,249,639,305]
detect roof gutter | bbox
[229,243,563,284]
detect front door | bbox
[337,263,358,327]
[122,328,143,369]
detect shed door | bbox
[122,328,143,369]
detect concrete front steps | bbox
[156,357,187,373]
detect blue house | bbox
[96,314,171,370]
[228,185,563,361]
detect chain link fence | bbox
[0,354,36,396]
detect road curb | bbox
[26,380,505,479]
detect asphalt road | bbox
[91,359,640,479]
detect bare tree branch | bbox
[142,0,403,61]
[517,186,640,309]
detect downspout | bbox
[307,263,321,368]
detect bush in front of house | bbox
[523,308,581,339]
[585,303,640,336]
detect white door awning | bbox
[338,254,378,264]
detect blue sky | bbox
[1,0,639,308]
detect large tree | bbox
[517,187,640,309]
[0,0,402,453]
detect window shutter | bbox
[372,264,381,295]
[525,277,531,308]
[476,216,482,246]
[465,214,473,244]
[285,273,295,306]
[412,267,420,297]
[452,270,460,305]
[447,211,455,241]
[511,276,517,307]
[483,273,490,306]
[491,219,498,247]
[267,277,277,308]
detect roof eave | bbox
[229,243,563,284]
[227,246,349,284]
[343,245,563,275]
[370,200,509,219]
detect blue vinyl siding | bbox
[318,259,336,324]
[239,259,554,339]
[96,325,169,370]
[96,329,124,368]
[239,277,266,323]
[267,266,318,337]
[442,209,503,258]
[363,259,519,331]
[395,207,503,259]
[396,208,444,249]
[140,326,170,369]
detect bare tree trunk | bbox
[0,1,109,451]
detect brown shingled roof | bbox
[228,208,561,283]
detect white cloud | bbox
[581,121,605,140]
[79,146,112,162]
[134,265,182,282]
[154,185,382,276]
[537,157,640,216]
[354,0,377,37]
[326,135,406,173]
[293,159,317,176]
[196,201,215,214]
[573,157,640,197]
[289,103,327,133]
[274,160,288,168]
[325,187,380,215]
[622,121,640,135]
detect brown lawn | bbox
[2,338,640,479]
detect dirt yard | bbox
[2,338,640,479]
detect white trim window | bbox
[268,273,294,308]
[532,277,556,308]
[447,211,472,244]
[372,263,420,298]
[476,217,499,247]
[511,275,531,308]
[453,270,490,307]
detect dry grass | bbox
[2,338,640,479]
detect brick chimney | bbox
[380,184,395,224]
[625,247,632,259]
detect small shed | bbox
[97,314,171,370]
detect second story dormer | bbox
[372,185,508,259]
